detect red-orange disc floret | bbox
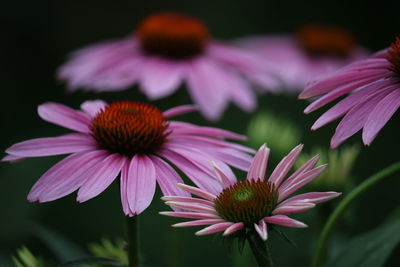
[297,25,355,58]
[136,12,209,59]
[388,37,400,76]
[91,102,169,156]
[214,180,278,226]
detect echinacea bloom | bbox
[161,144,340,241]
[2,100,254,216]
[299,37,400,148]
[58,12,280,120]
[236,25,368,91]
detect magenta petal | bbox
[126,155,157,215]
[6,133,96,157]
[1,154,25,162]
[149,155,190,198]
[269,144,303,187]
[28,150,108,202]
[282,155,320,188]
[80,100,107,117]
[247,144,270,181]
[176,183,216,201]
[76,154,126,202]
[254,220,268,241]
[212,162,235,188]
[163,105,197,118]
[159,211,219,219]
[279,192,342,206]
[165,201,216,213]
[38,102,91,133]
[120,164,132,216]
[223,222,244,236]
[195,222,234,236]
[173,219,224,227]
[362,89,400,145]
[272,202,315,215]
[264,215,307,228]
[162,196,214,207]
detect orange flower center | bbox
[387,37,400,76]
[91,102,169,156]
[214,180,278,226]
[136,12,209,59]
[297,25,355,58]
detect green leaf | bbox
[325,220,400,267]
[58,257,125,267]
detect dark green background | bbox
[1,0,400,266]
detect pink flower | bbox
[2,100,254,216]
[236,25,368,91]
[299,37,400,148]
[58,12,279,120]
[161,144,340,241]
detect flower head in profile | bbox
[161,144,341,241]
[58,12,280,120]
[299,37,400,148]
[236,25,368,91]
[3,100,253,216]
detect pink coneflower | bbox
[58,12,279,120]
[299,37,400,148]
[161,144,340,241]
[3,100,254,216]
[237,25,368,91]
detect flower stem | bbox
[126,216,140,267]
[247,233,273,267]
[312,161,400,267]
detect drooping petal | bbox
[165,201,216,213]
[264,215,307,228]
[80,100,107,117]
[159,211,219,220]
[173,219,225,227]
[38,102,91,133]
[223,222,244,236]
[163,105,197,118]
[5,134,96,157]
[120,164,132,216]
[195,222,234,236]
[161,196,214,207]
[254,220,268,241]
[246,144,269,181]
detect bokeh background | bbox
[1,0,400,266]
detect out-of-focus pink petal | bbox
[223,222,244,236]
[159,211,219,219]
[76,154,126,202]
[1,154,25,162]
[126,155,157,215]
[5,134,96,157]
[163,105,197,118]
[28,150,108,202]
[139,57,183,99]
[246,144,269,181]
[268,144,303,187]
[38,102,91,133]
[195,222,234,236]
[254,220,268,241]
[362,89,400,145]
[173,219,225,227]
[120,163,133,216]
[80,100,107,117]
[264,215,307,228]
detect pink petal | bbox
[38,102,91,133]
[223,222,244,236]
[213,148,253,171]
[173,219,225,227]
[272,202,315,215]
[76,154,127,202]
[268,144,303,187]
[6,134,96,157]
[278,164,328,201]
[28,150,108,202]
[362,89,400,145]
[165,201,216,213]
[264,215,307,228]
[212,161,235,188]
[1,154,25,162]
[279,192,342,206]
[139,57,183,99]
[195,222,234,236]
[149,155,190,198]
[176,183,217,201]
[159,211,219,219]
[162,196,214,207]
[126,155,157,215]
[80,100,107,117]
[163,105,197,118]
[120,164,132,216]
[247,144,270,181]
[254,220,268,241]
[281,155,320,188]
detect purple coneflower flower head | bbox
[3,100,254,216]
[58,12,280,120]
[299,37,400,148]
[236,25,368,91]
[161,144,341,241]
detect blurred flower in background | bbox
[58,12,281,120]
[162,144,340,241]
[300,37,400,148]
[2,100,253,216]
[236,25,368,91]
[246,110,301,159]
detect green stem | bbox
[126,216,140,267]
[312,161,400,267]
[247,233,273,267]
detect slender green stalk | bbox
[247,233,273,267]
[312,161,400,267]
[126,216,140,267]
